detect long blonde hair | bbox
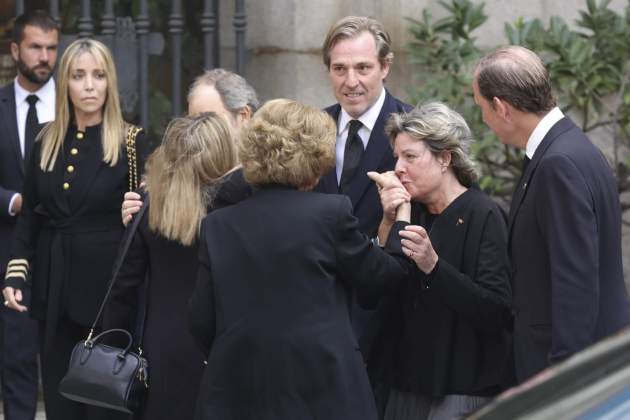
[39,38,125,171]
[145,113,238,246]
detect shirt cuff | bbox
[7,193,19,216]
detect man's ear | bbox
[492,96,511,122]
[10,42,19,62]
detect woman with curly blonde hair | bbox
[189,99,411,420]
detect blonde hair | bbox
[39,38,125,171]
[145,113,238,246]
[239,99,336,190]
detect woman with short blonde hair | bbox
[189,99,411,420]
[3,38,148,420]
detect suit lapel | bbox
[343,91,396,207]
[0,83,24,174]
[507,117,575,240]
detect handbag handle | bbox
[86,201,148,342]
[86,329,133,352]
[125,125,142,192]
[81,329,137,374]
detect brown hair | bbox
[12,10,59,44]
[475,45,556,115]
[322,16,393,69]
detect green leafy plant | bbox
[407,0,630,212]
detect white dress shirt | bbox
[525,106,564,159]
[8,77,56,215]
[335,88,387,184]
[14,76,56,156]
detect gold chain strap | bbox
[125,125,142,191]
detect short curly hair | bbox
[240,99,336,190]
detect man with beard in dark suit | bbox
[0,11,58,420]
[473,45,630,383]
[314,16,411,359]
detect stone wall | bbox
[219,0,630,291]
[215,0,627,107]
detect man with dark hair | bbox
[473,45,630,382]
[0,10,59,420]
[314,16,411,357]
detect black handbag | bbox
[59,196,149,414]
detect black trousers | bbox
[38,318,131,420]
[1,288,39,420]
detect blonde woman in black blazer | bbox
[2,39,149,420]
[188,99,411,420]
[368,103,513,420]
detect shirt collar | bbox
[14,77,56,108]
[338,87,386,134]
[526,106,564,159]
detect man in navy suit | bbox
[473,45,630,383]
[315,17,411,350]
[0,11,58,420]
[316,16,411,238]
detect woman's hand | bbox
[2,287,28,312]
[399,225,438,274]
[121,191,143,226]
[367,171,410,224]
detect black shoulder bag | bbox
[58,129,148,414]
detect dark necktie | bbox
[24,94,39,160]
[339,119,364,193]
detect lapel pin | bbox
[456,218,464,225]
[523,182,527,190]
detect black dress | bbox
[103,168,253,420]
[6,123,149,420]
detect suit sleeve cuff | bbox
[4,259,29,290]
[7,193,19,216]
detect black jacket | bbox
[0,83,26,276]
[189,187,409,420]
[509,117,630,382]
[315,90,412,238]
[102,168,253,420]
[7,123,149,345]
[368,188,514,397]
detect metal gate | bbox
[14,0,248,129]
